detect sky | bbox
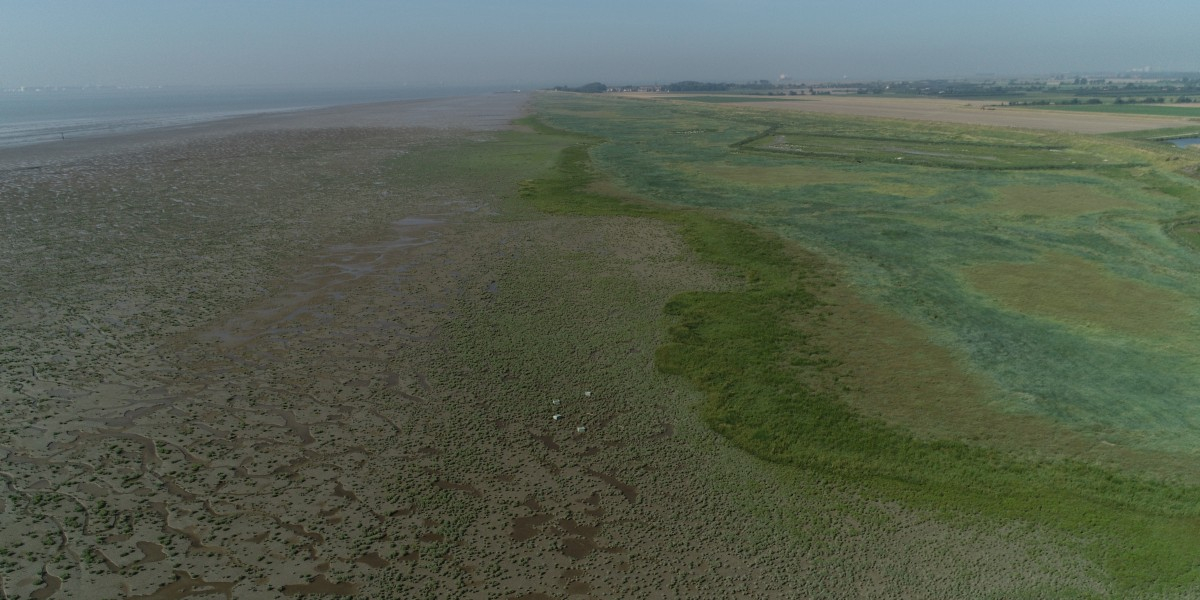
[2,0,1199,89]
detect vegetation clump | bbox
[552,82,607,93]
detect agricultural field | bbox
[667,95,802,104]
[1015,103,1200,117]
[530,91,1200,594]
[746,131,1115,169]
[682,93,1200,133]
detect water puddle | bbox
[355,552,388,569]
[280,574,357,596]
[137,541,169,563]
[1167,136,1200,148]
[435,480,482,497]
[511,514,552,542]
[585,469,638,503]
[129,571,236,600]
[30,571,62,599]
[561,537,595,559]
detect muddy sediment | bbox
[0,93,776,598]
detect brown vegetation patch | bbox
[677,162,936,197]
[703,94,1199,133]
[963,253,1192,338]
[695,163,864,186]
[986,184,1143,217]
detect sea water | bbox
[0,85,494,149]
[1167,137,1200,148]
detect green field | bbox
[666,94,805,104]
[746,131,1123,169]
[1016,102,1200,117]
[524,92,1200,594]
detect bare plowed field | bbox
[640,94,1200,133]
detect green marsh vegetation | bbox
[1106,126,1200,142]
[747,130,1124,169]
[522,92,1200,593]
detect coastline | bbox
[0,85,512,148]
[0,93,525,172]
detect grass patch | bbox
[749,132,1124,169]
[684,162,862,186]
[1103,127,1200,145]
[982,184,1144,216]
[963,253,1194,339]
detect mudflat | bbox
[0,94,522,173]
[5,93,740,598]
[0,91,721,599]
[2,95,534,598]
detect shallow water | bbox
[0,92,529,172]
[0,86,496,149]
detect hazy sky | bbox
[2,0,1198,88]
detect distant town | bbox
[552,71,1200,105]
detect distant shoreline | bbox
[0,92,529,172]
[0,85,511,151]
